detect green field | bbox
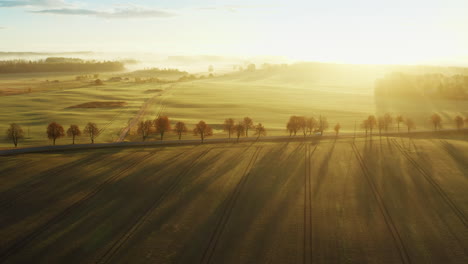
[1,63,468,148]
[0,137,467,263]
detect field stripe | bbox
[199,146,262,264]
[0,152,128,211]
[0,150,160,263]
[351,142,411,264]
[392,139,467,228]
[96,146,212,264]
[303,143,318,264]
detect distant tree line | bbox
[375,72,468,100]
[0,57,125,73]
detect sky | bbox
[1,0,468,65]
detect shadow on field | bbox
[439,140,468,177]
[314,140,336,197]
[178,142,305,263]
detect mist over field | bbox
[1,1,468,263]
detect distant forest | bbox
[0,57,125,73]
[375,73,468,100]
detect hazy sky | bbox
[1,0,468,65]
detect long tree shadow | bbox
[313,140,336,197]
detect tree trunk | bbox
[178,133,181,140]
[160,132,164,141]
[53,138,56,145]
[72,135,75,144]
[201,133,204,143]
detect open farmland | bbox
[2,63,468,149]
[0,137,466,263]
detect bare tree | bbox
[318,116,329,136]
[377,116,385,137]
[174,121,188,140]
[297,116,307,137]
[67,124,81,144]
[334,123,341,137]
[84,122,99,144]
[137,120,153,141]
[361,119,370,136]
[396,115,404,132]
[287,116,300,136]
[47,122,64,145]
[223,118,235,139]
[254,123,266,139]
[431,113,442,131]
[367,115,377,137]
[383,113,393,132]
[243,117,254,137]
[405,118,416,133]
[234,122,245,142]
[454,116,464,131]
[306,117,317,135]
[6,123,24,147]
[193,120,213,143]
[155,116,171,141]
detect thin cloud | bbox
[31,7,176,19]
[0,26,6,29]
[0,0,65,7]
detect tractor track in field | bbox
[351,142,411,264]
[96,146,213,264]
[0,150,160,263]
[391,139,467,228]
[303,143,318,264]
[199,146,261,264]
[0,153,129,211]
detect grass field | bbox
[0,137,466,263]
[1,63,468,148]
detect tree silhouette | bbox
[454,116,464,131]
[193,120,212,143]
[405,118,416,133]
[254,123,266,139]
[377,116,385,137]
[318,116,329,136]
[174,121,188,140]
[396,115,404,132]
[367,115,377,137]
[287,116,300,136]
[243,117,254,137]
[137,120,153,141]
[383,113,393,132]
[6,123,24,147]
[223,118,235,139]
[334,123,341,137]
[306,117,317,135]
[234,122,245,142]
[431,113,442,131]
[47,122,64,145]
[297,116,307,137]
[155,116,171,141]
[84,122,99,144]
[361,119,370,136]
[67,124,81,144]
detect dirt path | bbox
[115,85,174,142]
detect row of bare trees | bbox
[223,117,266,141]
[286,116,341,137]
[138,116,266,143]
[360,113,468,137]
[49,122,99,145]
[5,114,467,147]
[5,122,99,147]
